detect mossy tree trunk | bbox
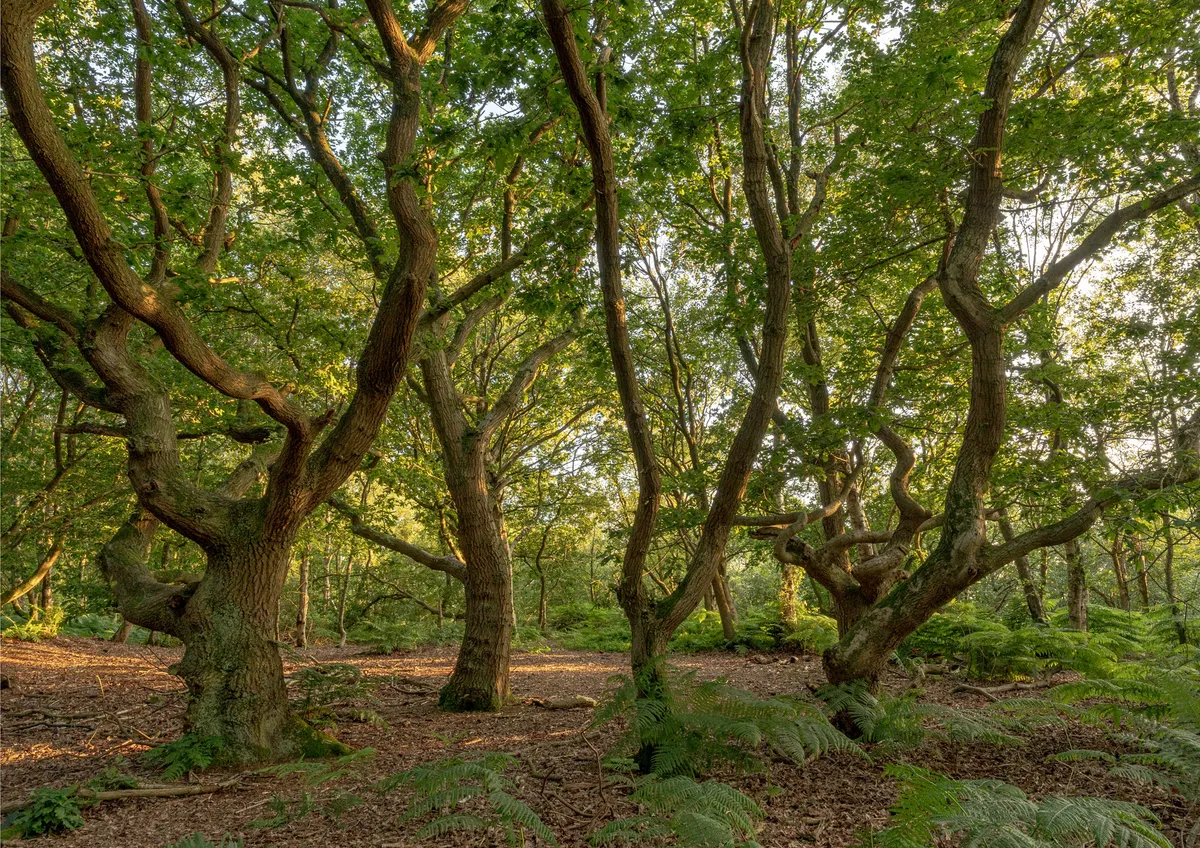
[177,538,294,758]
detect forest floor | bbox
[0,637,1186,847]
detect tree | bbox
[0,0,468,759]
[744,0,1200,687]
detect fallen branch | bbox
[951,681,1047,702]
[0,779,241,815]
[524,695,598,710]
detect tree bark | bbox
[779,564,800,627]
[1065,538,1088,631]
[175,539,328,761]
[1110,529,1131,611]
[436,467,515,711]
[295,546,309,648]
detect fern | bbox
[251,749,374,828]
[817,682,1039,751]
[590,775,763,848]
[288,661,386,729]
[863,764,1170,848]
[596,667,861,778]
[141,734,224,780]
[1049,665,1200,808]
[0,787,85,838]
[378,752,556,845]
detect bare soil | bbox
[0,637,1188,847]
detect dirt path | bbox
[0,638,1185,846]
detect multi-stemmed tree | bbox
[0,0,476,758]
[735,0,1200,687]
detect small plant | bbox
[861,763,1170,847]
[590,775,763,848]
[251,748,375,829]
[289,661,385,729]
[85,760,139,792]
[1,606,66,642]
[377,752,556,845]
[163,834,244,848]
[0,787,85,837]
[141,734,225,780]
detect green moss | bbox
[285,717,353,759]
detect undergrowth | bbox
[590,775,763,848]
[376,752,556,845]
[595,666,861,778]
[861,763,1170,847]
[141,734,225,780]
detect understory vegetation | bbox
[2,0,1199,841]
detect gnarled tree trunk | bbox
[176,540,295,759]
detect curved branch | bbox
[473,328,578,447]
[328,497,466,582]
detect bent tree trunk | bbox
[1,532,64,607]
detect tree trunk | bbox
[712,573,737,641]
[295,547,309,648]
[176,540,336,762]
[1162,514,1186,645]
[337,551,353,649]
[1065,538,1088,631]
[1,533,63,607]
[1131,535,1151,609]
[438,479,514,712]
[998,513,1046,623]
[39,564,53,612]
[779,564,800,627]
[1110,529,1131,611]
[537,571,547,632]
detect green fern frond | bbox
[865,764,1170,848]
[591,775,763,848]
[414,813,490,838]
[386,753,555,844]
